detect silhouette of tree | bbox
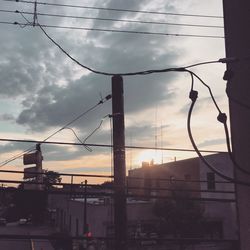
[43,170,62,190]
[153,183,205,238]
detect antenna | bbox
[129,133,133,170]
[154,106,158,163]
[161,122,163,164]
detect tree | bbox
[43,170,62,190]
[11,171,61,223]
[153,183,205,238]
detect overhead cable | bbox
[0,21,225,39]
[0,137,226,154]
[190,69,250,176]
[3,0,223,19]
[33,23,228,76]
[0,169,229,184]
[0,94,112,167]
[0,9,224,29]
[187,89,250,187]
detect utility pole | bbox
[223,1,250,249]
[35,143,43,190]
[112,75,127,250]
[84,180,88,235]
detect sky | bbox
[0,0,228,184]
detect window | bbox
[207,172,216,190]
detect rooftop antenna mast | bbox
[154,106,158,164]
[161,122,163,164]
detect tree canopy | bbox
[153,184,205,237]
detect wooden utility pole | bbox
[112,75,127,250]
[223,1,250,249]
[35,144,43,190]
[84,180,88,235]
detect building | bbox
[127,152,237,240]
[49,153,238,249]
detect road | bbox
[0,239,30,250]
[0,222,55,250]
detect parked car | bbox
[18,218,27,225]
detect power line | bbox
[187,89,250,187]
[3,0,223,19]
[0,21,224,39]
[42,94,111,142]
[0,169,112,178]
[187,70,250,177]
[0,169,233,184]
[0,186,236,203]
[0,178,235,194]
[0,95,111,167]
[0,147,36,168]
[25,22,227,76]
[0,9,224,29]
[0,137,226,153]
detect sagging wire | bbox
[83,114,111,145]
[36,21,236,76]
[15,9,241,77]
[0,94,112,167]
[187,88,250,187]
[41,94,112,143]
[0,147,35,167]
[16,10,32,28]
[14,9,250,179]
[187,69,250,177]
[63,127,92,152]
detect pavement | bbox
[0,222,55,250]
[32,239,55,250]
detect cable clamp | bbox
[219,57,238,63]
[105,94,112,100]
[175,67,186,72]
[189,90,198,102]
[217,113,227,123]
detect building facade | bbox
[49,153,238,249]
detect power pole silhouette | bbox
[112,75,127,250]
[223,1,250,249]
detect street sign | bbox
[23,152,37,165]
[23,166,37,179]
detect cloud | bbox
[13,0,181,133]
[178,96,214,115]
[0,114,15,121]
[0,141,35,155]
[197,138,226,148]
[0,0,186,168]
[59,166,111,173]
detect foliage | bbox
[10,189,47,224]
[153,184,205,237]
[43,170,62,189]
[100,181,114,188]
